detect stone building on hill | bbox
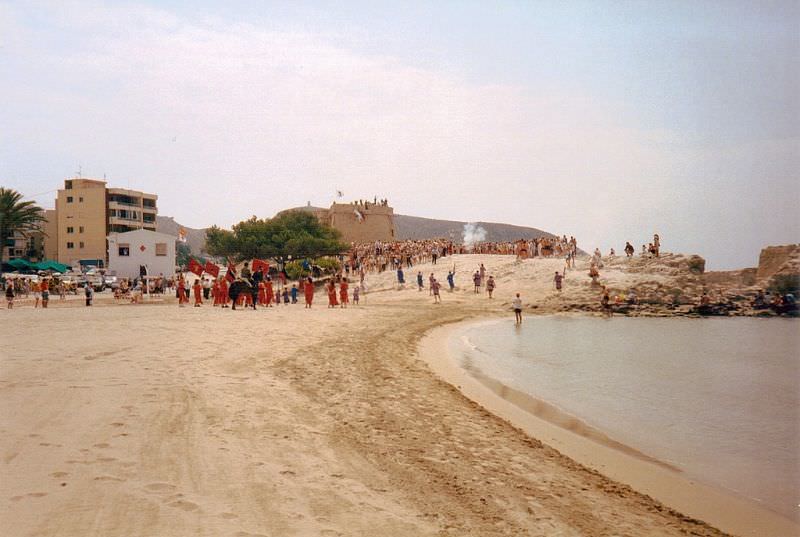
[278,200,396,243]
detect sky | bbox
[1,0,798,270]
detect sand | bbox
[1,254,796,536]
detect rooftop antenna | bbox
[75,165,82,178]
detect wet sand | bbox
[1,254,791,536]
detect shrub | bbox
[687,256,705,274]
[284,260,308,281]
[314,257,341,274]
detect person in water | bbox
[512,293,522,324]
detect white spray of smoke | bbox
[462,223,487,248]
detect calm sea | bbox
[453,316,800,520]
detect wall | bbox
[107,229,176,279]
[756,244,800,281]
[43,209,58,261]
[328,203,395,243]
[56,179,108,266]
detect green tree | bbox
[0,188,46,257]
[205,212,347,261]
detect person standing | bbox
[339,279,349,308]
[432,278,441,303]
[352,286,360,305]
[486,275,496,298]
[446,271,455,292]
[41,281,50,308]
[304,276,314,308]
[417,271,424,291]
[512,293,522,324]
[327,280,338,308]
[193,278,203,307]
[6,284,15,309]
[203,278,211,300]
[32,280,41,308]
[84,283,94,307]
[177,274,187,306]
[473,270,481,293]
[554,271,563,292]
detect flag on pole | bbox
[225,261,237,283]
[188,258,204,277]
[204,261,220,277]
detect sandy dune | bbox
[1,254,789,536]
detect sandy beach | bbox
[1,254,796,536]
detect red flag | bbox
[188,258,204,277]
[204,261,220,277]
[252,259,269,273]
[225,262,237,283]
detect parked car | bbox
[104,271,119,290]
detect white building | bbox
[107,229,176,279]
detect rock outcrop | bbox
[756,244,800,281]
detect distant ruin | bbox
[278,200,395,243]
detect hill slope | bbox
[394,214,555,242]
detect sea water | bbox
[454,316,800,520]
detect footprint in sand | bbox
[50,471,69,478]
[109,422,125,428]
[94,475,125,483]
[93,443,111,449]
[144,482,177,493]
[168,499,199,511]
[10,492,48,501]
[279,470,296,476]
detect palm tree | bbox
[0,188,46,258]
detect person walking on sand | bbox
[473,270,481,293]
[352,286,360,305]
[417,271,424,291]
[447,271,455,292]
[486,275,496,298]
[304,276,314,308]
[6,284,15,309]
[554,271,564,292]
[479,264,486,286]
[428,273,435,296]
[512,293,522,324]
[193,278,203,307]
[432,278,441,303]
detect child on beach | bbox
[486,275,496,298]
[193,279,203,307]
[352,286,360,305]
[291,284,298,303]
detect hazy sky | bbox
[1,1,798,269]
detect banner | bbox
[187,258,204,277]
[204,261,220,277]
[225,262,237,283]
[252,259,269,273]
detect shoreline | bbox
[417,316,799,537]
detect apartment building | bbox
[50,178,158,267]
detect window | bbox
[79,242,84,249]
[79,197,84,202]
[118,244,130,256]
[67,226,74,234]
[109,209,117,217]
[66,242,74,249]
[66,196,73,203]
[65,180,73,190]
[155,243,167,256]
[7,247,13,257]
[79,226,84,233]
